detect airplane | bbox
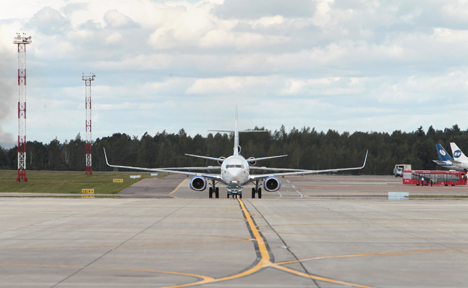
[433,143,468,172]
[450,142,468,163]
[104,108,368,199]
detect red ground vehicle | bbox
[403,170,467,186]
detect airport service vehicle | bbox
[105,108,368,199]
[393,164,411,177]
[227,182,242,198]
[402,170,467,186]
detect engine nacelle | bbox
[263,176,281,192]
[247,157,257,166]
[190,176,207,191]
[218,156,226,166]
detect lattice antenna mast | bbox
[82,73,95,175]
[13,33,32,182]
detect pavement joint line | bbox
[50,200,195,288]
[0,263,214,282]
[0,239,252,251]
[155,199,377,288]
[0,198,379,288]
[247,199,320,288]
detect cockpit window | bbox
[226,164,243,169]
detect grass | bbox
[0,170,166,194]
[407,195,468,199]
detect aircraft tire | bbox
[209,187,213,198]
[258,188,262,199]
[252,188,256,198]
[215,187,219,198]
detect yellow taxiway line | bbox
[169,179,188,197]
[0,198,381,288]
[158,199,375,288]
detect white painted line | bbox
[276,190,283,198]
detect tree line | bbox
[0,125,466,175]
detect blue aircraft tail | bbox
[436,144,454,161]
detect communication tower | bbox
[82,73,95,175]
[13,33,32,182]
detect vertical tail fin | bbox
[450,142,468,160]
[234,106,239,156]
[436,144,454,161]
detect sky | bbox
[1,0,468,148]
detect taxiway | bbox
[1,175,468,287]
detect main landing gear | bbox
[251,180,262,199]
[208,180,219,198]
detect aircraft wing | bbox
[249,150,368,181]
[249,166,307,172]
[104,149,221,180]
[184,154,224,162]
[248,155,288,162]
[163,166,221,171]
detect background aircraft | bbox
[434,143,468,172]
[105,109,368,198]
[450,142,468,163]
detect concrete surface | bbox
[1,175,468,287]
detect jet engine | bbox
[247,157,257,166]
[218,156,226,166]
[189,176,207,191]
[263,176,281,192]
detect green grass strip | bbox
[0,170,165,194]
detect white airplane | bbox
[450,142,468,172]
[104,108,368,199]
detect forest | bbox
[0,124,467,175]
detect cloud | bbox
[2,0,468,145]
[215,0,316,20]
[104,10,139,30]
[27,6,71,35]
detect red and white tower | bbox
[82,73,95,175]
[13,33,32,182]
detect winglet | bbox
[361,150,368,169]
[103,148,110,166]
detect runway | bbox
[1,175,468,287]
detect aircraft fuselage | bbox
[220,155,250,185]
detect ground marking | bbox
[169,179,188,198]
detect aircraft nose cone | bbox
[231,169,241,178]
